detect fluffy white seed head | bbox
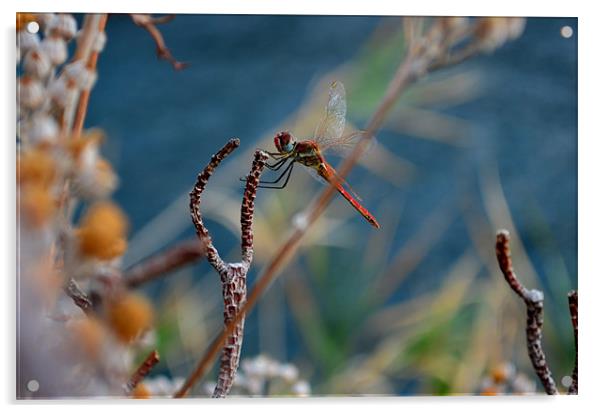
[40,35,68,66]
[48,75,76,108]
[278,364,299,382]
[45,13,77,40]
[18,76,46,109]
[291,380,311,396]
[17,30,40,53]
[93,31,107,53]
[24,115,59,145]
[23,47,52,79]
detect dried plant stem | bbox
[172,21,492,398]
[124,238,206,288]
[174,139,267,398]
[495,230,558,395]
[72,14,109,137]
[130,14,188,70]
[568,290,578,395]
[64,278,93,315]
[60,14,104,135]
[124,350,160,394]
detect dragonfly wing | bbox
[314,81,347,149]
[323,130,377,158]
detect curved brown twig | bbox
[495,230,559,395]
[175,139,268,398]
[130,14,188,70]
[124,238,207,288]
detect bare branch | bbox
[124,349,160,394]
[130,14,188,70]
[174,140,268,398]
[124,238,207,288]
[568,290,578,395]
[495,230,558,395]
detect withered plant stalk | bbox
[125,238,206,288]
[174,139,267,398]
[130,14,188,70]
[124,349,160,394]
[495,230,559,395]
[72,14,109,136]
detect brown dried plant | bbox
[495,230,578,395]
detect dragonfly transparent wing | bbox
[313,81,347,150]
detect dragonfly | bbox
[256,81,380,229]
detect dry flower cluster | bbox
[17,13,159,397]
[200,354,311,397]
[16,13,308,399]
[478,362,536,395]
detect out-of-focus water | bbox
[89,14,576,278]
[85,15,577,386]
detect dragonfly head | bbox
[274,131,296,154]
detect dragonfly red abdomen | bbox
[317,163,381,229]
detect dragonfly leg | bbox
[265,157,289,171]
[257,161,295,189]
[240,159,292,184]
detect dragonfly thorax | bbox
[274,131,296,154]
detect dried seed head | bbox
[69,317,105,360]
[510,373,536,394]
[37,13,57,31]
[72,157,118,200]
[491,362,516,384]
[47,75,72,108]
[76,201,129,260]
[440,16,469,33]
[19,184,56,228]
[18,75,45,110]
[63,60,97,90]
[67,128,105,162]
[18,148,57,188]
[17,30,40,53]
[23,114,60,145]
[40,34,68,65]
[474,17,525,53]
[507,18,527,40]
[291,380,311,397]
[45,13,77,40]
[278,364,299,383]
[93,31,107,53]
[106,292,154,344]
[480,385,500,396]
[23,47,52,78]
[131,383,152,399]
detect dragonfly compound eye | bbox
[274,131,294,153]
